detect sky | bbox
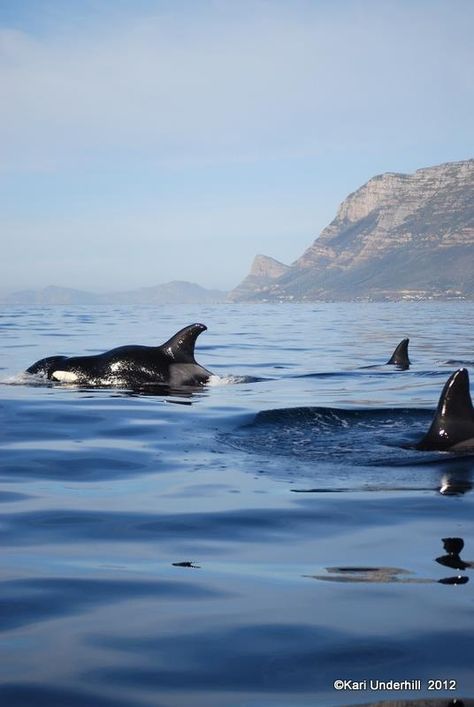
[0,0,473,293]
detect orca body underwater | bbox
[386,338,410,369]
[26,323,212,388]
[416,368,474,451]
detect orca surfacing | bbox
[26,323,212,388]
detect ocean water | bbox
[1,302,474,707]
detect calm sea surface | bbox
[1,302,474,707]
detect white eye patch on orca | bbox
[51,370,79,383]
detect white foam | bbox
[1,372,34,385]
[207,374,248,386]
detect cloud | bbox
[1,0,472,173]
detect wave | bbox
[442,359,474,366]
[222,406,474,470]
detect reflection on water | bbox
[439,470,474,496]
[436,538,474,571]
[308,566,424,583]
[312,537,473,587]
[1,303,474,706]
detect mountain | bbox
[1,282,227,305]
[105,281,226,305]
[230,159,474,301]
[2,286,102,305]
[227,254,290,302]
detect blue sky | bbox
[1,0,473,292]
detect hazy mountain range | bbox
[1,282,227,306]
[230,158,474,301]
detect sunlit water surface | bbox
[1,302,474,707]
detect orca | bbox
[386,338,410,368]
[26,323,212,388]
[416,368,474,451]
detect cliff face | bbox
[230,159,474,301]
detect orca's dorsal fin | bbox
[417,369,474,451]
[160,323,207,363]
[387,338,410,367]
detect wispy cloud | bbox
[1,1,472,172]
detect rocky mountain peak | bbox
[228,255,289,302]
[249,254,290,279]
[230,158,474,301]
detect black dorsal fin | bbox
[160,323,207,363]
[387,338,410,367]
[417,369,474,451]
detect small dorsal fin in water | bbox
[160,323,207,363]
[416,368,474,451]
[387,338,410,368]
